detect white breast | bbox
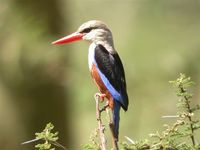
[88,43,96,70]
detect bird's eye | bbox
[81,28,92,33]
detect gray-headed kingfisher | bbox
[52,20,129,141]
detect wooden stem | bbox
[106,108,119,150]
[95,95,107,150]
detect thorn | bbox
[21,138,41,145]
[100,104,109,113]
[124,136,135,144]
[162,115,179,118]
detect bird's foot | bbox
[95,93,106,102]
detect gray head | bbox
[77,20,114,45]
[52,20,115,50]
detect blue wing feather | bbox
[96,66,125,105]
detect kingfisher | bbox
[52,20,129,141]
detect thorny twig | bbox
[106,107,119,150]
[95,94,107,150]
[180,86,196,146]
[95,94,119,150]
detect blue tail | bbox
[113,100,121,140]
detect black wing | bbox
[94,44,129,110]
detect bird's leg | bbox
[95,93,106,102]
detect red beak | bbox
[51,32,83,45]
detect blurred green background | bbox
[0,0,200,149]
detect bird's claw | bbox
[95,93,106,102]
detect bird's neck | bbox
[94,40,116,54]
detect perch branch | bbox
[106,107,119,150]
[95,95,107,150]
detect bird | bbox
[52,20,129,141]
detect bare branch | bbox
[106,107,119,150]
[95,95,107,150]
